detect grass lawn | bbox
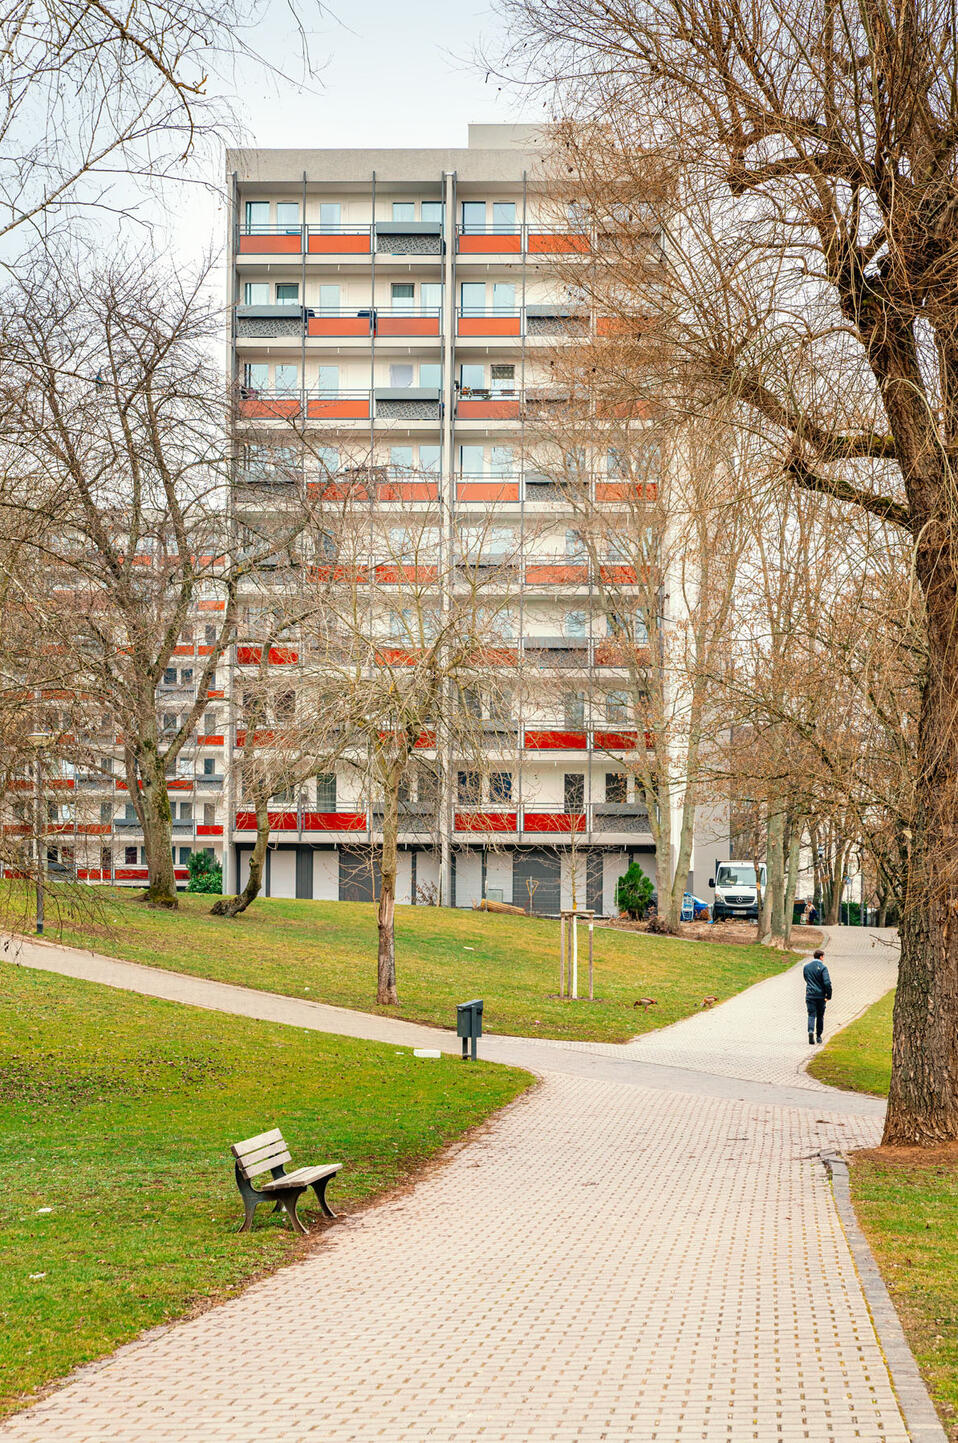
[811,988,958,1438]
[15,890,796,1043]
[0,963,530,1419]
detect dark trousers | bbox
[807,997,826,1039]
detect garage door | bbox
[513,850,561,916]
[339,847,382,902]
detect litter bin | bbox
[456,998,484,1061]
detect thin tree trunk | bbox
[210,799,269,917]
[766,808,786,942]
[377,784,399,1004]
[824,841,847,926]
[138,742,177,908]
[782,823,801,946]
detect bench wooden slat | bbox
[236,1145,292,1179]
[259,1163,341,1192]
[232,1127,284,1159]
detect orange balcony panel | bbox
[166,779,193,791]
[308,481,371,501]
[376,316,441,337]
[77,824,112,836]
[306,397,370,419]
[455,810,518,833]
[196,824,223,836]
[527,233,590,254]
[457,316,521,337]
[307,233,370,253]
[525,564,588,584]
[457,399,520,420]
[593,729,640,751]
[378,481,439,501]
[598,564,638,584]
[524,811,586,833]
[197,733,224,746]
[198,645,216,657]
[238,397,301,420]
[238,234,301,254]
[7,780,32,791]
[207,689,225,699]
[198,599,226,611]
[309,563,369,583]
[458,234,522,254]
[172,644,195,656]
[307,316,372,337]
[3,824,30,835]
[235,729,276,748]
[523,729,588,750]
[457,481,520,502]
[374,564,439,584]
[302,811,368,832]
[478,646,519,666]
[375,647,422,666]
[596,400,650,420]
[49,778,75,790]
[236,645,299,665]
[594,643,651,667]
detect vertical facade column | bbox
[222,168,240,898]
[438,168,457,907]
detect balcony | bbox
[455,226,591,256]
[305,307,442,339]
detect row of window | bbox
[244,444,650,480]
[242,280,520,312]
[241,362,518,395]
[243,200,521,232]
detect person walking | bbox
[803,948,832,1044]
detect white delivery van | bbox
[709,861,767,921]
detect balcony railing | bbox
[236,224,594,257]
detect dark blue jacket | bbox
[803,958,832,1001]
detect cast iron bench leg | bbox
[235,1164,261,1233]
[280,1188,308,1236]
[313,1174,337,1219]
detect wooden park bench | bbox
[231,1128,342,1236]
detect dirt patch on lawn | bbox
[854,1142,958,1168]
[600,918,823,950]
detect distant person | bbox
[803,948,832,1045]
[806,902,819,925]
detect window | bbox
[203,711,216,733]
[421,201,443,223]
[418,766,438,804]
[606,691,630,723]
[605,772,628,804]
[315,446,340,474]
[205,624,216,645]
[566,529,587,561]
[319,202,341,232]
[162,667,177,684]
[316,773,337,809]
[275,690,296,721]
[180,802,193,821]
[460,363,485,393]
[389,445,413,473]
[460,443,485,473]
[392,201,415,222]
[634,612,650,645]
[462,200,486,231]
[493,201,517,230]
[162,712,176,732]
[607,447,624,478]
[490,771,513,803]
[317,365,339,397]
[318,283,341,312]
[564,773,585,812]
[421,282,443,312]
[419,445,441,471]
[490,446,513,475]
[461,687,481,717]
[124,845,138,865]
[124,803,137,821]
[245,200,269,233]
[99,801,113,824]
[457,770,481,805]
[244,281,270,305]
[274,363,299,395]
[276,282,299,303]
[276,201,299,232]
[203,757,215,776]
[563,611,587,638]
[101,847,112,871]
[490,363,515,394]
[390,282,414,305]
[180,668,193,685]
[389,363,414,388]
[243,362,268,392]
[492,281,515,313]
[179,846,193,864]
[461,280,485,314]
[203,803,216,825]
[563,691,586,728]
[419,363,442,389]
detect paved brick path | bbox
[1,928,914,1442]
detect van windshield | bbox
[716,865,757,887]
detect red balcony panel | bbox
[307,316,372,337]
[309,562,369,583]
[234,729,276,747]
[49,778,75,790]
[457,481,520,502]
[207,689,225,699]
[525,564,588,584]
[457,399,520,420]
[375,647,423,666]
[172,644,195,656]
[238,397,301,420]
[77,868,105,880]
[414,729,436,748]
[198,600,226,611]
[40,689,76,701]
[458,233,522,254]
[305,396,370,419]
[236,645,299,665]
[523,729,588,750]
[374,564,439,584]
[477,646,519,666]
[77,824,112,835]
[593,729,640,751]
[455,810,518,832]
[457,316,521,337]
[523,811,586,832]
[302,811,368,832]
[166,779,193,791]
[238,234,301,254]
[114,867,150,880]
[198,645,217,656]
[196,824,224,836]
[377,481,439,501]
[7,780,32,791]
[3,824,30,835]
[197,734,224,746]
[307,233,370,253]
[376,316,441,337]
[269,811,298,830]
[527,233,590,254]
[598,564,638,584]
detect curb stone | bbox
[823,1152,948,1443]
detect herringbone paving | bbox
[0,928,909,1441]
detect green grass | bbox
[20,890,795,1043]
[0,963,530,1418]
[808,989,894,1095]
[810,988,958,1437]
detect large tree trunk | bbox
[782,824,801,946]
[138,743,177,908]
[210,800,269,917]
[884,542,958,1145]
[377,786,399,1004]
[764,808,786,943]
[824,840,846,926]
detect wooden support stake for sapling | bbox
[571,912,578,999]
[588,915,594,1001]
[560,913,566,998]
